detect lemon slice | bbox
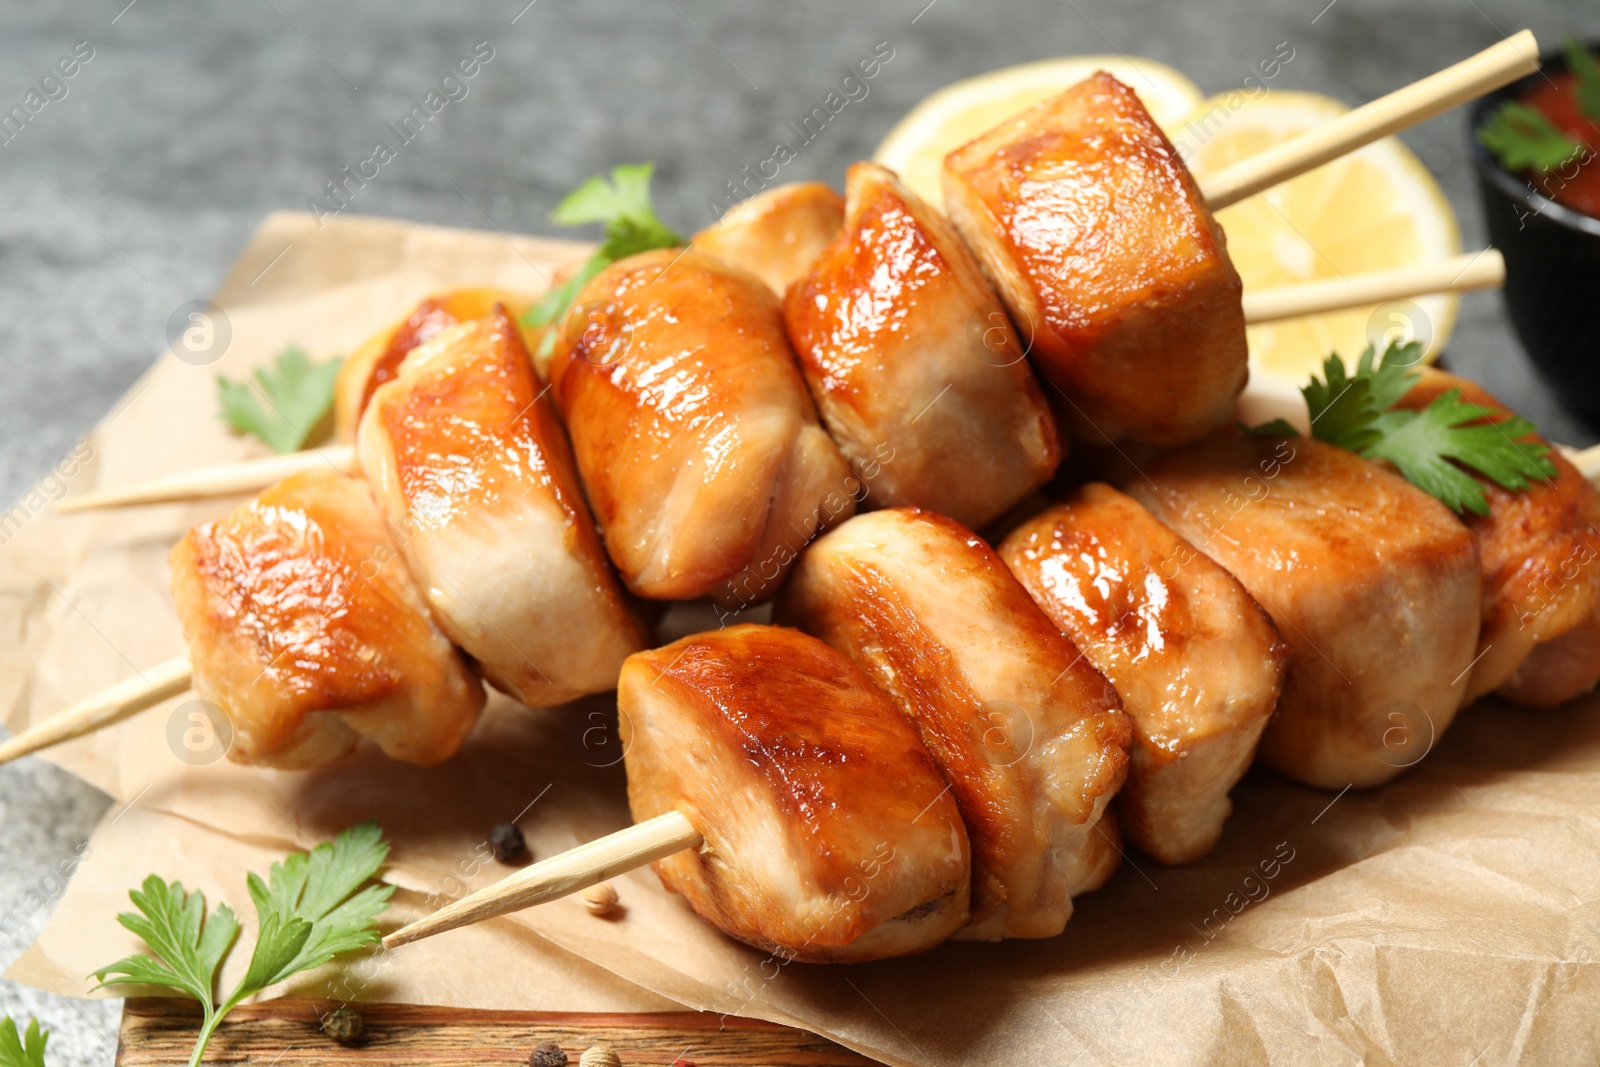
[873,56,1202,209]
[1181,90,1462,394]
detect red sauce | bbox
[1520,69,1600,217]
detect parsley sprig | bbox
[0,1018,47,1067]
[217,344,343,454]
[524,163,683,351]
[1249,340,1558,516]
[92,823,392,1067]
[1567,36,1600,122]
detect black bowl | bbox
[1470,39,1600,418]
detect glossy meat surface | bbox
[785,162,1061,530]
[777,508,1131,939]
[1129,435,1480,789]
[942,72,1246,447]
[1394,368,1600,706]
[359,307,649,707]
[170,470,484,768]
[549,249,856,605]
[690,181,845,296]
[333,289,536,440]
[619,624,970,962]
[1000,484,1286,863]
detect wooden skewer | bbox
[383,810,702,949]
[1241,250,1504,325]
[0,654,192,766]
[54,445,355,514]
[1197,30,1539,211]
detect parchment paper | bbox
[5,212,1600,1067]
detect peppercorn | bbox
[489,821,528,863]
[529,1041,569,1067]
[582,882,621,918]
[579,1047,622,1067]
[321,1007,364,1044]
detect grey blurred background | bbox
[0,0,1592,1061]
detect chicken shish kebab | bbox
[170,469,485,769]
[1128,433,1481,791]
[784,163,1062,530]
[1392,368,1600,708]
[999,484,1288,865]
[777,507,1130,939]
[357,306,650,706]
[548,248,857,605]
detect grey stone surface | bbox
[0,1,1588,1062]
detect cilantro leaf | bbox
[1249,339,1559,515]
[1566,36,1600,123]
[0,1018,49,1067]
[525,163,684,348]
[92,824,392,1067]
[92,876,240,1006]
[217,345,343,454]
[1241,418,1300,438]
[1364,393,1560,516]
[1478,100,1585,173]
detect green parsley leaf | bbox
[1250,339,1560,515]
[1364,393,1560,516]
[1240,418,1301,438]
[0,1018,49,1067]
[1566,36,1600,122]
[92,876,240,1007]
[217,345,343,454]
[525,163,684,350]
[1477,100,1585,173]
[92,824,391,1067]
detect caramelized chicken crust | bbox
[690,181,845,296]
[1129,434,1481,789]
[549,249,856,606]
[358,307,650,707]
[619,624,971,962]
[943,72,1246,448]
[170,470,484,769]
[785,161,1061,529]
[778,508,1131,939]
[1000,483,1286,863]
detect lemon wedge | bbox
[872,56,1202,209]
[1181,90,1462,393]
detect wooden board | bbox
[116,997,881,1066]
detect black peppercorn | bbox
[529,1040,569,1067]
[321,1007,364,1044]
[489,821,528,863]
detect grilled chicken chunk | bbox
[785,162,1061,530]
[777,508,1131,940]
[1393,368,1600,707]
[334,289,536,440]
[690,181,845,296]
[549,249,856,606]
[358,307,649,707]
[170,470,485,769]
[942,72,1247,448]
[1129,435,1480,789]
[619,624,971,962]
[999,484,1287,864]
